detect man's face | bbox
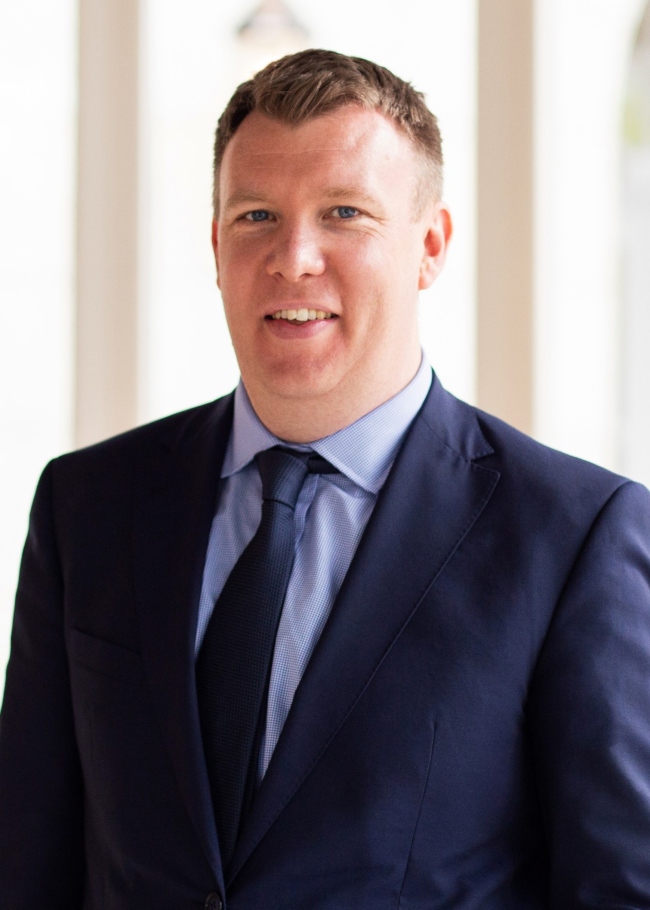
[213,105,450,435]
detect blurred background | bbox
[1,0,649,691]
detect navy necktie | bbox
[196,446,336,869]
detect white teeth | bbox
[270,309,333,321]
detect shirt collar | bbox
[221,355,432,494]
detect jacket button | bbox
[204,893,223,910]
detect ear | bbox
[418,203,452,290]
[211,218,221,289]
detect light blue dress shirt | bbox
[196,356,432,778]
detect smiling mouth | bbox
[268,308,334,322]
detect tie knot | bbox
[255,446,336,508]
[255,447,309,509]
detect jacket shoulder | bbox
[473,404,626,490]
[51,394,234,474]
[470,402,650,535]
[423,377,647,529]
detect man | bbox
[1,48,650,909]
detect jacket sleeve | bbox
[0,461,85,908]
[528,479,650,908]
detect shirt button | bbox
[204,893,223,910]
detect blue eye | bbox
[246,210,270,222]
[335,206,358,219]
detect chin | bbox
[256,352,342,397]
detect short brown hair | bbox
[213,48,443,215]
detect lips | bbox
[264,308,337,337]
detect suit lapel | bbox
[133,396,233,887]
[228,377,500,882]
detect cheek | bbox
[219,281,255,340]
[219,255,261,316]
[220,234,267,279]
[351,232,415,288]
[334,241,389,300]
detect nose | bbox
[266,221,326,282]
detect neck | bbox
[245,353,422,443]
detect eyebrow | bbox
[321,186,381,209]
[222,190,270,212]
[221,185,385,216]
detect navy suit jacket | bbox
[2,373,650,909]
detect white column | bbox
[477,0,535,435]
[75,0,140,447]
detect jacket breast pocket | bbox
[68,627,144,689]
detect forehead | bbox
[218,106,419,203]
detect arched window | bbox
[236,0,309,82]
[620,2,650,486]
